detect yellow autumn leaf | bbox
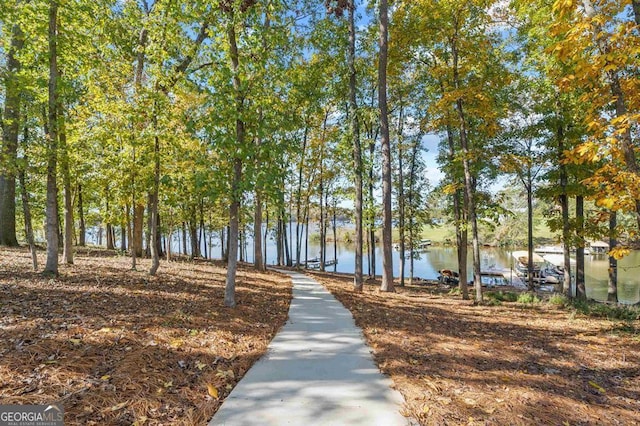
[588,381,606,393]
[100,375,111,381]
[207,384,219,399]
[595,198,615,209]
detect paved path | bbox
[208,270,410,426]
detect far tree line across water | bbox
[1,1,639,306]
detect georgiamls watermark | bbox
[0,404,64,426]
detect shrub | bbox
[486,291,518,303]
[548,293,569,307]
[517,292,541,304]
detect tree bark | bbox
[18,149,37,271]
[444,119,468,299]
[0,22,24,247]
[77,184,85,246]
[149,116,160,275]
[607,211,618,303]
[254,192,264,270]
[557,110,572,295]
[59,113,74,264]
[379,0,394,293]
[348,0,364,291]
[397,102,405,287]
[576,195,586,299]
[225,11,245,307]
[44,0,60,276]
[526,176,535,291]
[452,34,481,301]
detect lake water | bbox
[94,225,640,305]
[187,230,639,304]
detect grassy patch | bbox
[571,298,640,321]
[486,290,519,303]
[517,292,541,304]
[548,293,569,307]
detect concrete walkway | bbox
[209,270,410,426]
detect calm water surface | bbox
[170,228,640,305]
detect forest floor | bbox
[0,247,291,425]
[309,271,640,426]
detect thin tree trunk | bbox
[444,117,468,298]
[146,193,152,257]
[333,198,338,271]
[44,0,59,276]
[182,222,187,255]
[77,184,85,246]
[348,0,364,291]
[295,126,309,267]
[225,11,245,307]
[121,224,127,251]
[527,178,535,291]
[254,193,264,270]
[452,35,480,301]
[18,153,37,271]
[379,0,394,292]
[149,112,160,275]
[608,211,618,303]
[397,102,405,287]
[576,195,586,299]
[556,111,572,295]
[264,205,269,266]
[59,113,74,264]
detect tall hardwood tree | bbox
[379,0,394,292]
[44,0,60,275]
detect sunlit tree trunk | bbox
[18,143,37,271]
[452,36,481,301]
[396,102,405,287]
[59,113,74,264]
[607,211,617,303]
[149,112,160,275]
[576,195,586,299]
[44,0,60,276]
[225,11,244,307]
[348,0,364,291]
[379,0,394,292]
[77,184,85,246]
[443,118,468,298]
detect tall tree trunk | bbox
[254,193,264,270]
[18,150,37,270]
[106,224,114,250]
[452,37,480,301]
[348,0,364,291]
[633,0,640,25]
[149,116,160,275]
[59,113,74,264]
[295,126,309,267]
[444,117,468,299]
[333,198,338,271]
[121,224,127,251]
[276,215,283,266]
[0,23,24,247]
[368,139,376,279]
[608,210,618,303]
[379,0,394,292]
[225,12,244,307]
[182,222,187,255]
[526,178,535,291]
[44,0,59,276]
[77,184,85,246]
[397,102,405,287]
[145,194,152,257]
[576,195,586,299]
[556,110,572,295]
[264,205,269,266]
